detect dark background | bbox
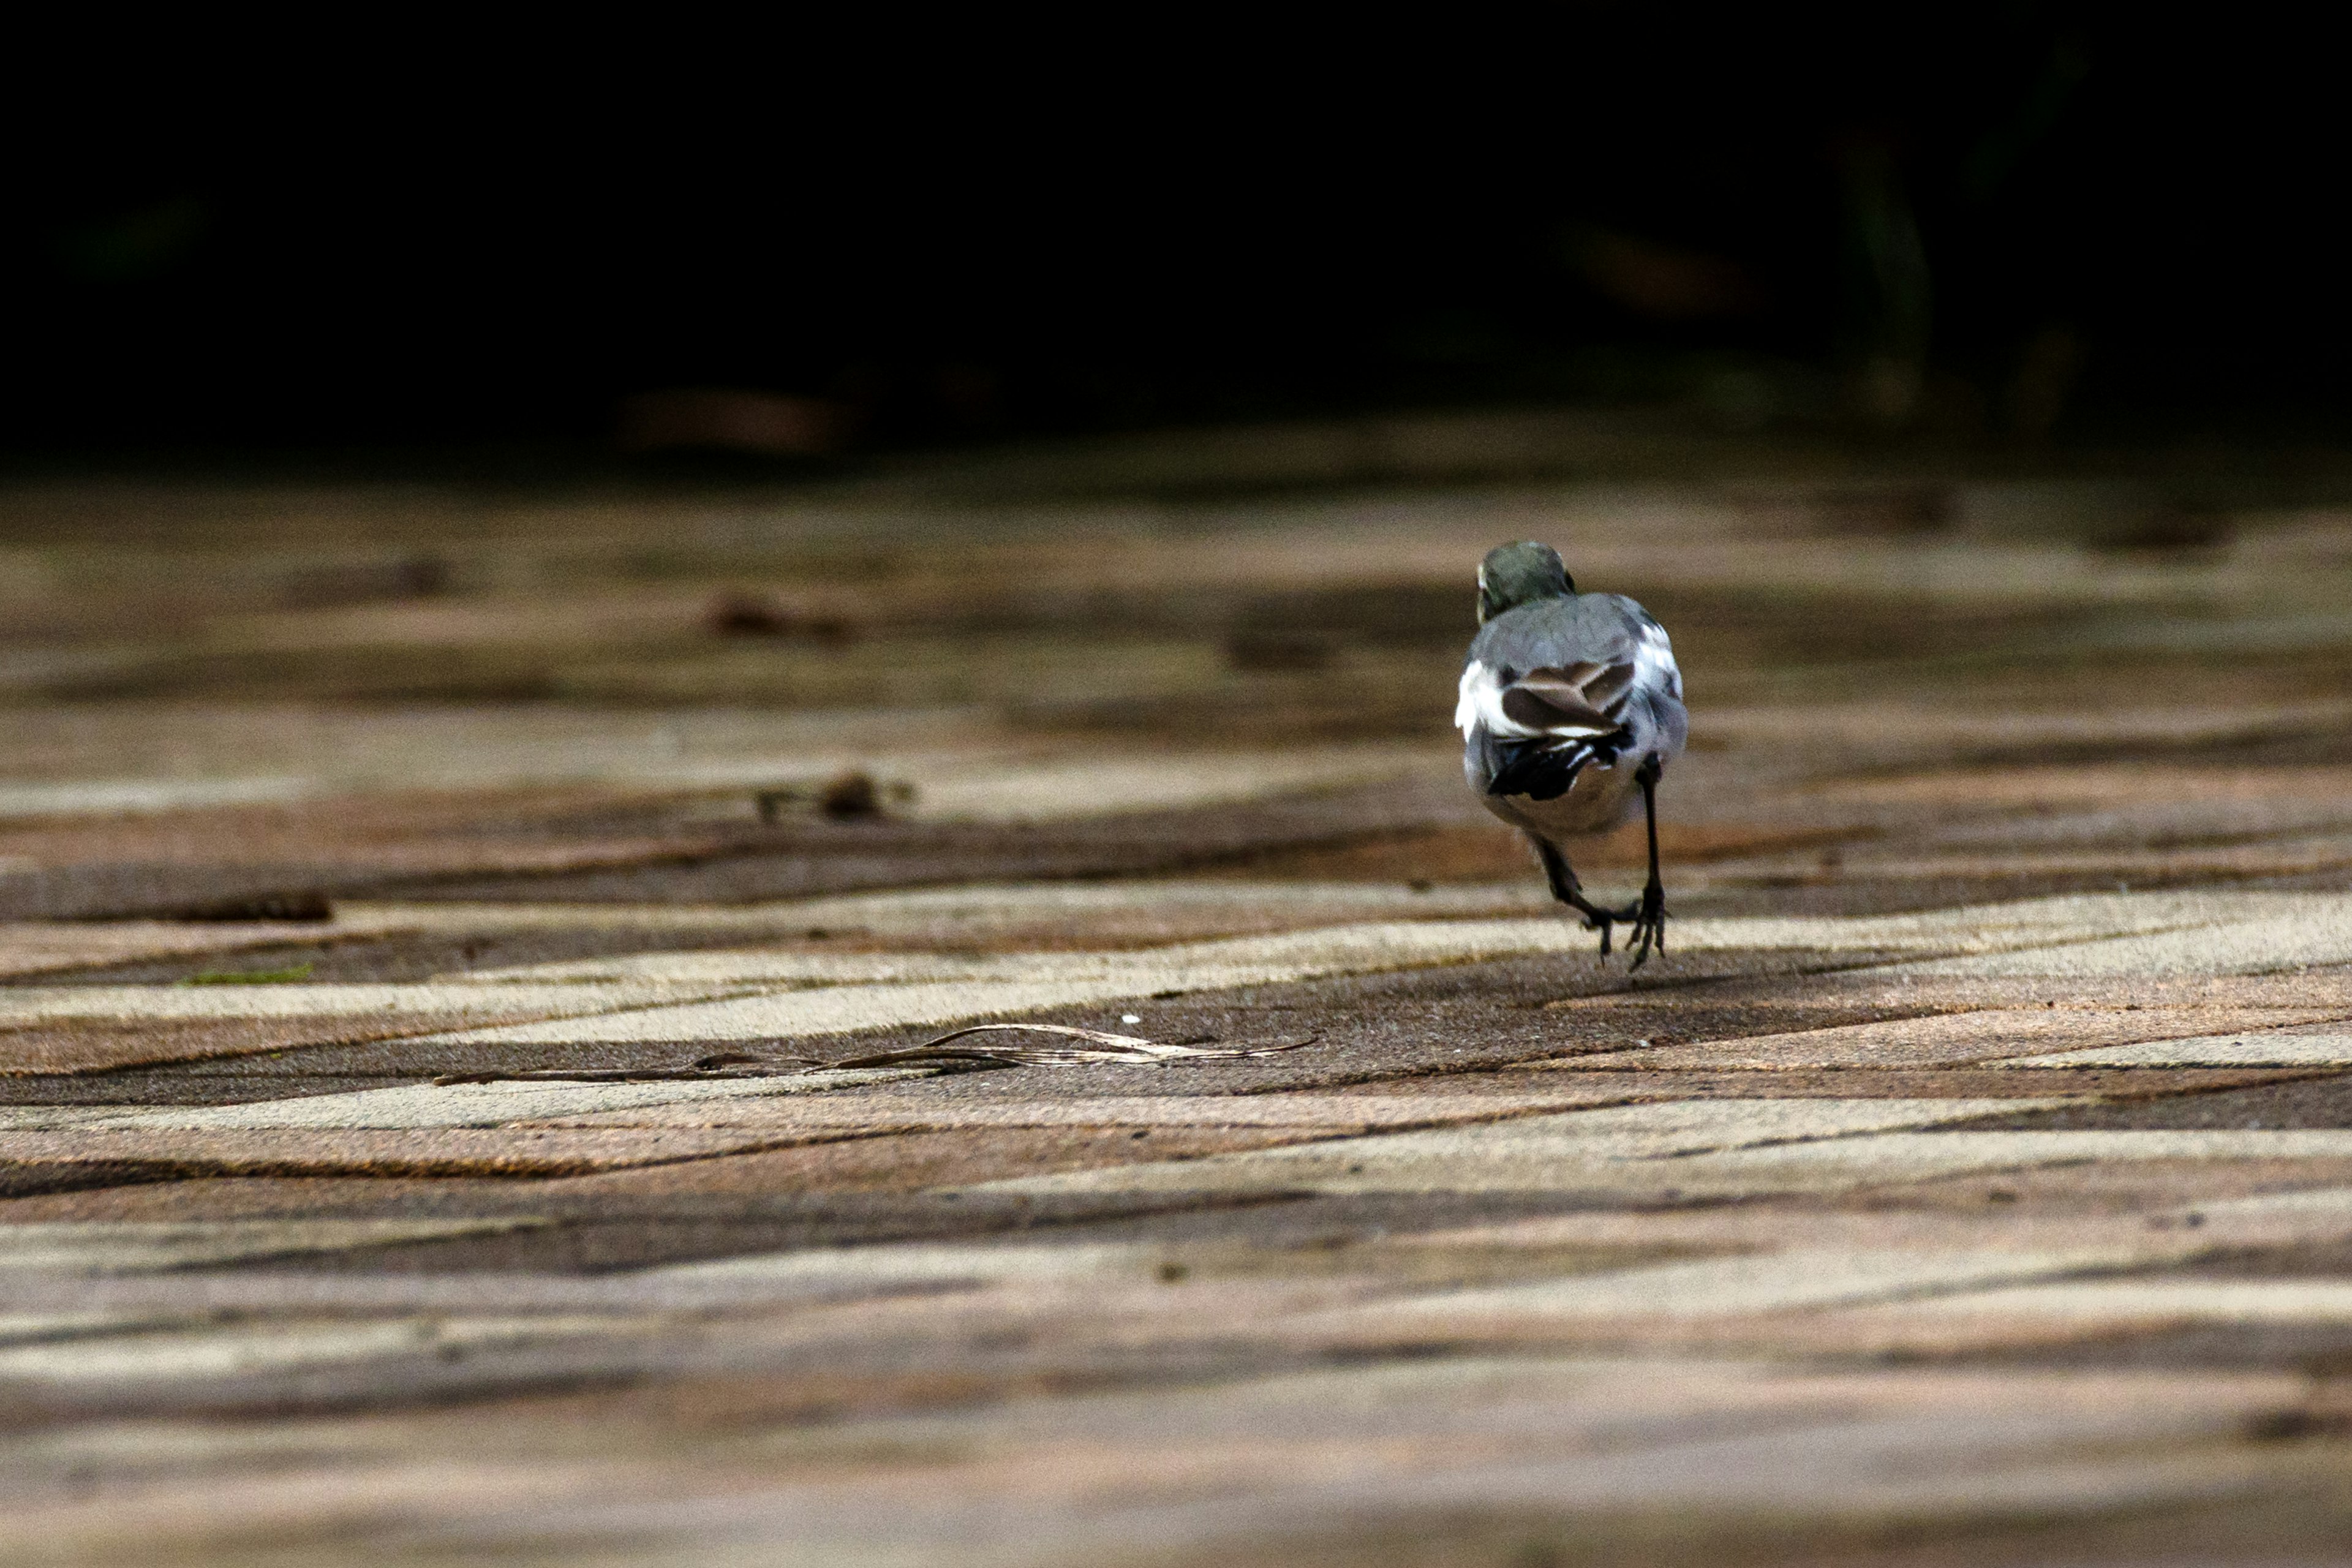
[8,10,2338,469]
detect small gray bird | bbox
[1456,541,1686,967]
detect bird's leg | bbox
[1527,834,1630,959]
[1623,756,1668,970]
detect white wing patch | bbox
[1634,619,1683,703]
[1455,661,1507,738]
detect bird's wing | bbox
[1458,658,1636,742]
[1500,661,1634,733]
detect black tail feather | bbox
[1487,729,1629,801]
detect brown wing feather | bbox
[1501,662,1634,734]
[1580,661,1635,712]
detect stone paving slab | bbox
[0,918,383,979]
[1891,1278,2352,1324]
[0,1126,831,1182]
[0,1015,526,1076]
[527,1087,1640,1133]
[0,1217,545,1273]
[971,1099,2084,1199]
[1999,1033,2352,1066]
[0,983,734,1023]
[1569,1005,2352,1070]
[50,1068,926,1131]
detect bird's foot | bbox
[1578,910,1614,959]
[1623,884,1668,971]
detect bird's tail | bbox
[1487,729,1629,801]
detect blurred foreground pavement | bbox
[5,432,2352,1566]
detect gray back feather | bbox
[1468,593,1645,674]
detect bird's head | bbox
[1476,541,1574,624]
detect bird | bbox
[1455,540,1686,967]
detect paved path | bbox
[4,473,2352,1564]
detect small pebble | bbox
[1120,1014,1142,1025]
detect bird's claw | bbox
[1580,911,1614,957]
[1623,885,1668,971]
